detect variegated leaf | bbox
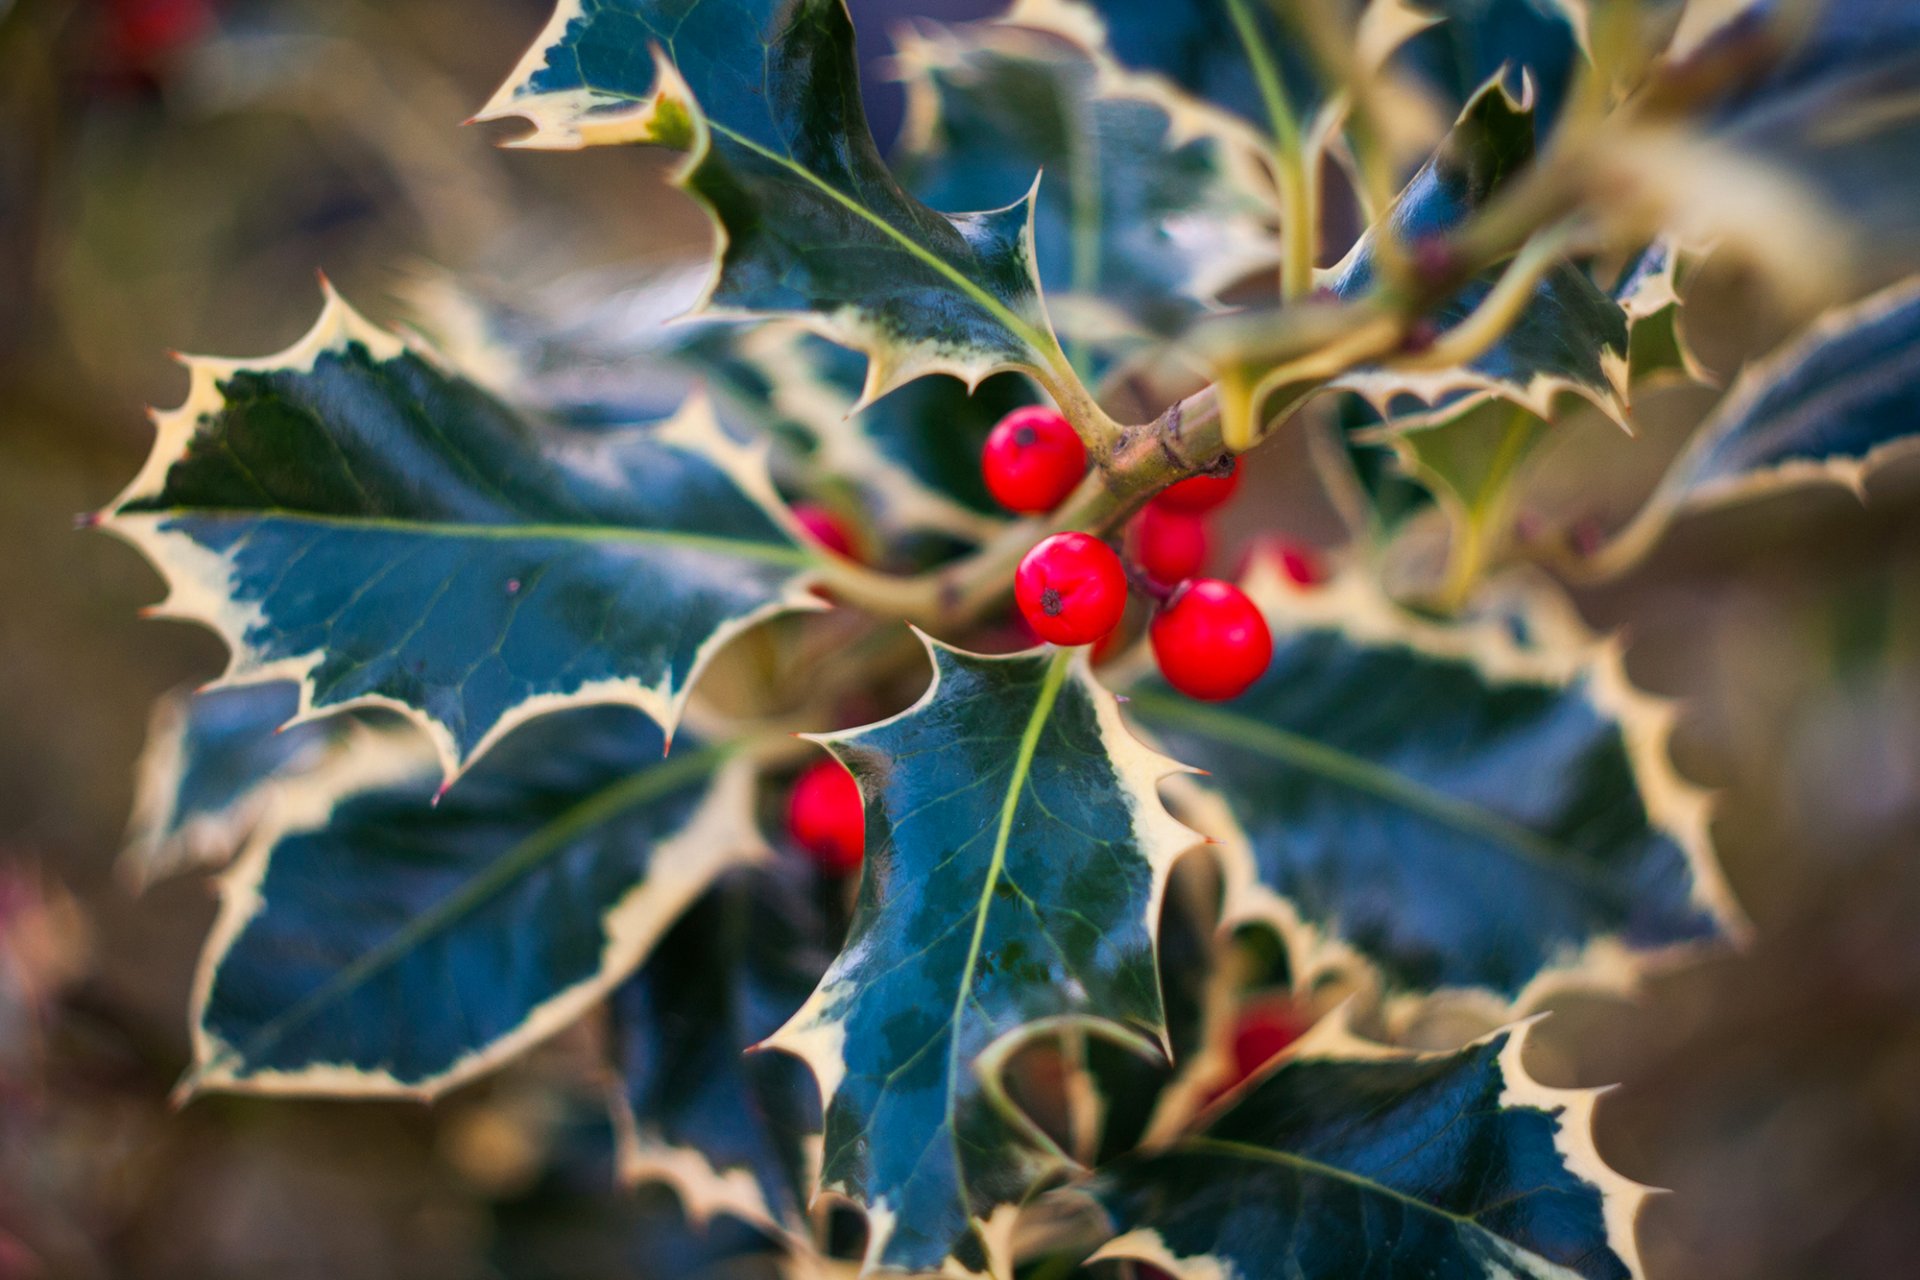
[763,641,1202,1276]
[1593,275,1920,573]
[120,682,350,888]
[1120,556,1741,1028]
[611,864,830,1237]
[100,289,820,784]
[1095,1016,1649,1280]
[892,23,1277,373]
[1326,80,1631,425]
[1395,0,1587,127]
[1613,238,1710,388]
[186,706,761,1098]
[474,0,1087,415]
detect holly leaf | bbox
[1094,1017,1649,1280]
[1395,0,1587,128]
[1613,239,1710,389]
[1120,557,1741,1026]
[891,24,1277,372]
[473,0,1077,408]
[762,642,1202,1276]
[999,0,1436,161]
[120,682,349,888]
[99,289,821,784]
[611,864,831,1237]
[1327,80,1629,425]
[1593,276,1920,572]
[185,706,763,1097]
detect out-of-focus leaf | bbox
[762,642,1200,1275]
[1592,276,1920,573]
[1327,81,1630,426]
[1395,0,1585,128]
[1121,556,1740,1025]
[1613,238,1711,388]
[474,0,1079,408]
[186,707,763,1098]
[100,289,820,784]
[120,682,346,887]
[892,24,1277,374]
[611,865,830,1236]
[1094,1017,1649,1280]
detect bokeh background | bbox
[2,1,1918,1277]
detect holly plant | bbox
[99,0,1920,1275]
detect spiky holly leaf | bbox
[1396,0,1586,127]
[1121,558,1740,1026]
[1327,81,1629,425]
[999,0,1435,161]
[100,290,820,784]
[1593,276,1920,573]
[473,0,1081,412]
[1613,238,1710,388]
[120,682,346,888]
[1094,1018,1649,1280]
[763,642,1201,1276]
[184,706,763,1098]
[611,865,830,1236]
[892,24,1277,373]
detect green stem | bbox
[1222,0,1316,298]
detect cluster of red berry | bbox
[985,406,1276,703]
[784,404,1321,877]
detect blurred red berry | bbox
[1150,579,1271,701]
[1153,459,1239,514]
[787,758,864,875]
[1275,541,1324,587]
[792,503,857,559]
[1015,532,1127,646]
[1131,505,1210,587]
[1230,997,1312,1082]
[982,406,1086,513]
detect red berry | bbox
[982,406,1086,513]
[1015,532,1127,646]
[1131,505,1209,587]
[1275,541,1324,588]
[1150,579,1272,701]
[1153,459,1239,514]
[793,503,857,559]
[787,758,864,875]
[1230,997,1311,1081]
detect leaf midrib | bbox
[128,506,812,566]
[1124,687,1624,896]
[196,744,730,1088]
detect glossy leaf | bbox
[186,707,762,1097]
[892,24,1277,371]
[611,865,831,1235]
[1396,0,1586,128]
[100,290,820,783]
[763,642,1201,1275]
[474,0,1074,405]
[1121,557,1740,1024]
[121,682,346,887]
[1594,276,1920,572]
[1327,81,1629,425]
[1095,1018,1649,1280]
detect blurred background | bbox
[1,1,1918,1277]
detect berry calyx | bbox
[1015,532,1127,646]
[1130,504,1209,587]
[792,503,857,559]
[787,757,864,875]
[1150,579,1272,701]
[1152,458,1239,514]
[982,406,1086,513]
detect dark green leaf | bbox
[1121,559,1740,1023]
[611,864,831,1236]
[892,25,1277,373]
[1328,81,1630,425]
[1395,0,1586,129]
[763,642,1200,1275]
[1596,276,1920,571]
[474,0,1077,405]
[1095,1019,1648,1280]
[186,706,763,1097]
[101,291,820,782]
[121,681,347,887]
